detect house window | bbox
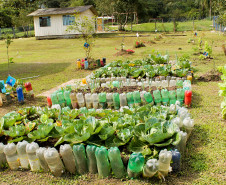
[63,15,75,25]
[39,16,51,27]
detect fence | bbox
[213,16,225,32]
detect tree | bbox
[5,35,13,74]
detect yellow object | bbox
[0,93,2,107]
[77,60,81,69]
[129,63,135,67]
[82,78,87,84]
[187,75,193,83]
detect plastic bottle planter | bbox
[153,90,162,106]
[95,146,110,178]
[158,149,172,177]
[26,142,40,172]
[96,59,101,67]
[171,117,183,128]
[108,147,126,178]
[184,90,192,107]
[161,89,169,106]
[36,148,49,172]
[84,60,89,69]
[92,94,99,109]
[112,81,120,88]
[86,145,98,174]
[127,92,134,107]
[183,80,192,91]
[24,82,34,97]
[187,75,192,83]
[169,90,177,105]
[85,93,93,109]
[0,143,7,168]
[176,80,183,88]
[143,92,154,105]
[70,92,78,109]
[60,144,76,174]
[77,59,81,69]
[44,148,64,177]
[16,87,24,104]
[47,96,52,108]
[127,152,145,178]
[143,159,159,178]
[113,93,120,110]
[169,80,176,87]
[4,143,20,170]
[0,94,2,107]
[76,93,85,108]
[72,144,88,175]
[64,90,72,108]
[106,93,113,108]
[161,80,168,88]
[16,141,29,169]
[133,91,141,106]
[51,92,58,105]
[177,88,185,105]
[183,117,194,139]
[176,131,188,154]
[171,149,181,172]
[120,93,127,107]
[103,58,106,65]
[140,91,146,104]
[99,93,107,109]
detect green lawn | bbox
[0,31,225,184]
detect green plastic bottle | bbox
[126,92,134,107]
[169,90,177,105]
[133,91,141,106]
[161,89,169,106]
[177,88,185,105]
[108,147,126,178]
[143,92,154,105]
[153,90,162,106]
[72,144,88,175]
[86,145,98,174]
[99,93,107,109]
[95,146,110,178]
[113,93,120,110]
[57,91,65,106]
[64,90,72,108]
[127,152,145,178]
[51,92,58,105]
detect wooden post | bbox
[155,19,157,31]
[193,18,194,31]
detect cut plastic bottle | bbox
[4,143,20,170]
[169,90,177,105]
[99,92,107,109]
[161,89,169,106]
[108,147,126,178]
[133,91,141,106]
[64,90,72,108]
[106,93,113,108]
[120,93,127,107]
[143,159,159,178]
[113,93,120,110]
[176,131,188,154]
[51,92,58,105]
[0,143,7,168]
[36,147,49,172]
[60,144,76,174]
[127,152,145,178]
[26,142,40,172]
[153,90,162,106]
[143,92,154,105]
[176,88,185,105]
[95,146,110,178]
[44,148,64,176]
[85,93,92,109]
[92,93,99,109]
[183,117,194,138]
[76,93,85,108]
[86,145,98,174]
[72,144,88,175]
[17,140,29,169]
[126,92,134,107]
[70,92,78,109]
[158,149,172,177]
[57,91,65,106]
[171,149,181,172]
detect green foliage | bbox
[204,41,213,58]
[218,65,226,119]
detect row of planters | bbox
[0,104,193,178]
[218,65,226,119]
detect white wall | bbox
[34,9,95,37]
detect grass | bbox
[0,30,226,184]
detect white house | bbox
[28,5,98,39]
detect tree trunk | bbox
[173,19,176,33]
[12,27,15,39]
[209,0,212,19]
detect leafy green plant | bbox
[218,65,226,119]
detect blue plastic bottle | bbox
[16,87,24,103]
[85,60,89,69]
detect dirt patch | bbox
[114,50,134,56]
[197,70,222,82]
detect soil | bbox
[114,50,134,56]
[197,70,222,82]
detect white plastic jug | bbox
[17,141,29,169]
[158,149,172,177]
[0,143,6,168]
[26,142,40,172]
[4,143,19,170]
[60,144,76,174]
[143,159,159,178]
[36,147,49,172]
[44,148,64,177]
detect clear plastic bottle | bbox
[4,143,19,170]
[0,143,6,168]
[17,141,29,169]
[127,152,145,178]
[133,91,141,106]
[140,91,146,104]
[99,92,107,109]
[158,149,172,177]
[176,80,183,88]
[153,90,162,106]
[169,90,177,105]
[176,88,185,105]
[143,159,159,178]
[70,92,78,109]
[171,117,183,128]
[85,93,92,109]
[72,144,88,175]
[86,145,98,174]
[113,93,120,110]
[176,131,188,154]
[126,92,134,107]
[95,146,110,178]
[0,93,3,107]
[44,148,64,176]
[108,147,125,178]
[26,142,40,172]
[183,117,194,138]
[36,147,49,172]
[60,144,76,174]
[161,89,169,106]
[51,92,58,105]
[171,149,181,172]
[106,93,113,108]
[76,93,85,108]
[143,92,154,105]
[92,93,99,109]
[64,90,72,108]
[161,80,168,88]
[120,93,127,107]
[57,91,65,105]
[169,80,176,87]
